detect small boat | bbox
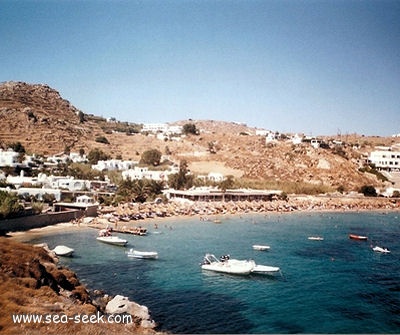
[96,228,128,246]
[372,246,391,254]
[251,264,280,274]
[201,253,255,275]
[308,236,324,241]
[126,249,158,259]
[252,245,271,251]
[97,236,128,246]
[349,234,368,241]
[53,245,74,257]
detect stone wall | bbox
[0,210,83,235]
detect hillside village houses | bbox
[2,135,400,202]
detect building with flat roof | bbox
[164,188,282,202]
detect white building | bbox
[122,166,177,182]
[0,149,20,167]
[92,159,137,172]
[142,123,182,135]
[6,171,47,188]
[142,123,169,133]
[291,134,303,145]
[367,147,400,172]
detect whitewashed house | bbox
[92,159,137,171]
[367,147,400,172]
[0,149,19,167]
[256,129,269,136]
[122,166,172,181]
[207,172,225,182]
[291,134,303,145]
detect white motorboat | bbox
[96,235,128,246]
[127,249,158,259]
[372,246,391,254]
[53,245,74,257]
[251,264,280,274]
[308,236,324,241]
[201,253,255,275]
[252,245,270,251]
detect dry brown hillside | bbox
[0,81,393,191]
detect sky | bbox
[1,0,399,136]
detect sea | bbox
[28,211,400,334]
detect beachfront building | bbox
[367,147,400,172]
[164,187,282,202]
[53,195,98,217]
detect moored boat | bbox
[372,246,390,254]
[201,253,255,275]
[252,245,271,251]
[53,245,74,257]
[308,236,324,241]
[349,234,368,240]
[96,235,128,246]
[97,228,128,246]
[126,249,158,259]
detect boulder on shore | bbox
[105,294,156,329]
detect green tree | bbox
[116,179,164,203]
[8,141,25,153]
[360,185,377,197]
[0,191,24,219]
[95,136,110,144]
[182,123,198,135]
[168,160,194,190]
[218,175,234,191]
[140,149,162,166]
[87,148,111,165]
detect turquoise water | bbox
[30,212,400,334]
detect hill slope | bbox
[0,81,388,191]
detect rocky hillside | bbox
[0,81,394,191]
[0,237,159,335]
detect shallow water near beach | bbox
[29,211,400,334]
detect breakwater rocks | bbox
[0,238,159,335]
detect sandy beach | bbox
[9,194,399,241]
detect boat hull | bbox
[96,236,128,246]
[252,245,270,251]
[373,246,390,253]
[308,236,324,241]
[201,262,254,275]
[349,234,368,240]
[127,250,158,259]
[251,264,280,274]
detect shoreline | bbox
[8,195,400,241]
[4,195,399,334]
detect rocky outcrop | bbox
[0,237,160,334]
[106,295,156,329]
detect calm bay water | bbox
[29,211,400,334]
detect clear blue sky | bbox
[1,0,399,136]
